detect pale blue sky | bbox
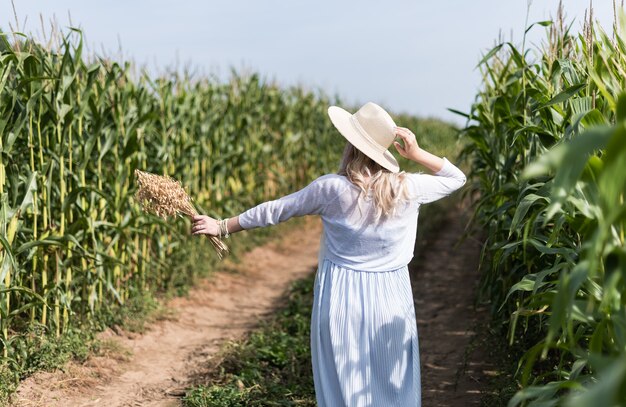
[0,1,615,124]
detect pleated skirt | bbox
[311,257,421,407]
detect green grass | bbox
[0,326,95,402]
[184,275,316,407]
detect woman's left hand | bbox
[191,215,219,236]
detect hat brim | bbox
[327,106,400,173]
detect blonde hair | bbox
[338,142,410,221]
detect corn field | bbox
[460,5,626,406]
[0,28,345,381]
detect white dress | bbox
[238,158,466,407]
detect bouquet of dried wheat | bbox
[134,169,229,259]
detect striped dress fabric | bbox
[238,158,466,407]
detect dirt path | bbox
[411,199,493,406]
[13,219,323,407]
[13,200,492,407]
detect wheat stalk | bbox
[133,169,229,259]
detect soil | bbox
[13,200,493,407]
[411,199,495,406]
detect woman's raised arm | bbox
[393,126,466,204]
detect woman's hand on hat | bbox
[393,127,422,162]
[191,214,219,236]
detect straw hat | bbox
[327,102,400,173]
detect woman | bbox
[191,102,466,407]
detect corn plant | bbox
[459,4,626,405]
[0,27,345,378]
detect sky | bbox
[0,1,616,125]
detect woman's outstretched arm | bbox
[190,176,330,237]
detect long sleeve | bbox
[238,176,330,230]
[407,157,466,204]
